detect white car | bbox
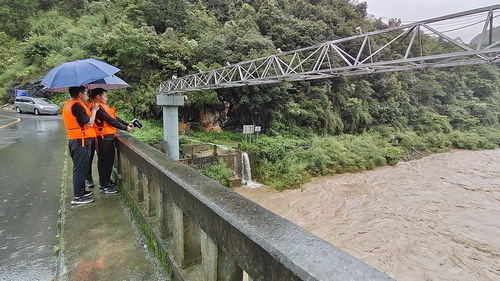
[14,97,59,115]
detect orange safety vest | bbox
[62,100,97,145]
[87,102,117,137]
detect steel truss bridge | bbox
[158,5,500,95]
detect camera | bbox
[131,118,143,129]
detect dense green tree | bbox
[97,23,158,82]
[0,0,499,142]
[0,0,39,38]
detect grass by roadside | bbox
[54,144,68,254]
[52,142,68,281]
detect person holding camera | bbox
[85,88,133,194]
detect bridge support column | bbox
[157,94,185,160]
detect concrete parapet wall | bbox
[181,155,218,168]
[181,144,214,155]
[180,154,240,176]
[114,132,393,281]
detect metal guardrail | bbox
[115,133,393,281]
[158,5,500,95]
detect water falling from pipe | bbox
[241,152,251,183]
[241,152,261,188]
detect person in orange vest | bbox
[62,86,99,205]
[85,88,133,194]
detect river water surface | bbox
[236,149,500,281]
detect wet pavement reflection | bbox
[237,149,500,281]
[0,110,65,281]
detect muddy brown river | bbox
[236,149,500,281]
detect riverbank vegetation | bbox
[132,123,500,190]
[245,128,500,190]
[1,0,499,189]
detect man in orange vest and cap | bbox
[86,88,133,194]
[62,86,99,205]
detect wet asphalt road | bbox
[0,110,65,281]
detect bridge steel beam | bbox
[158,4,500,95]
[114,133,394,281]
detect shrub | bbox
[200,160,234,187]
[449,131,495,150]
[253,133,403,190]
[397,131,427,151]
[50,92,69,109]
[252,136,301,162]
[476,127,500,145]
[383,146,403,165]
[340,134,387,170]
[413,111,452,133]
[256,156,310,191]
[422,132,452,152]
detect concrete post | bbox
[201,229,218,281]
[155,183,172,239]
[201,228,243,281]
[217,250,243,281]
[157,94,185,160]
[135,168,144,202]
[124,157,132,188]
[172,203,201,269]
[131,166,138,192]
[143,174,155,216]
[117,152,125,182]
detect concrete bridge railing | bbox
[114,133,393,281]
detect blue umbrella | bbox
[87,75,130,90]
[41,58,120,92]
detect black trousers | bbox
[87,135,115,188]
[69,139,93,198]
